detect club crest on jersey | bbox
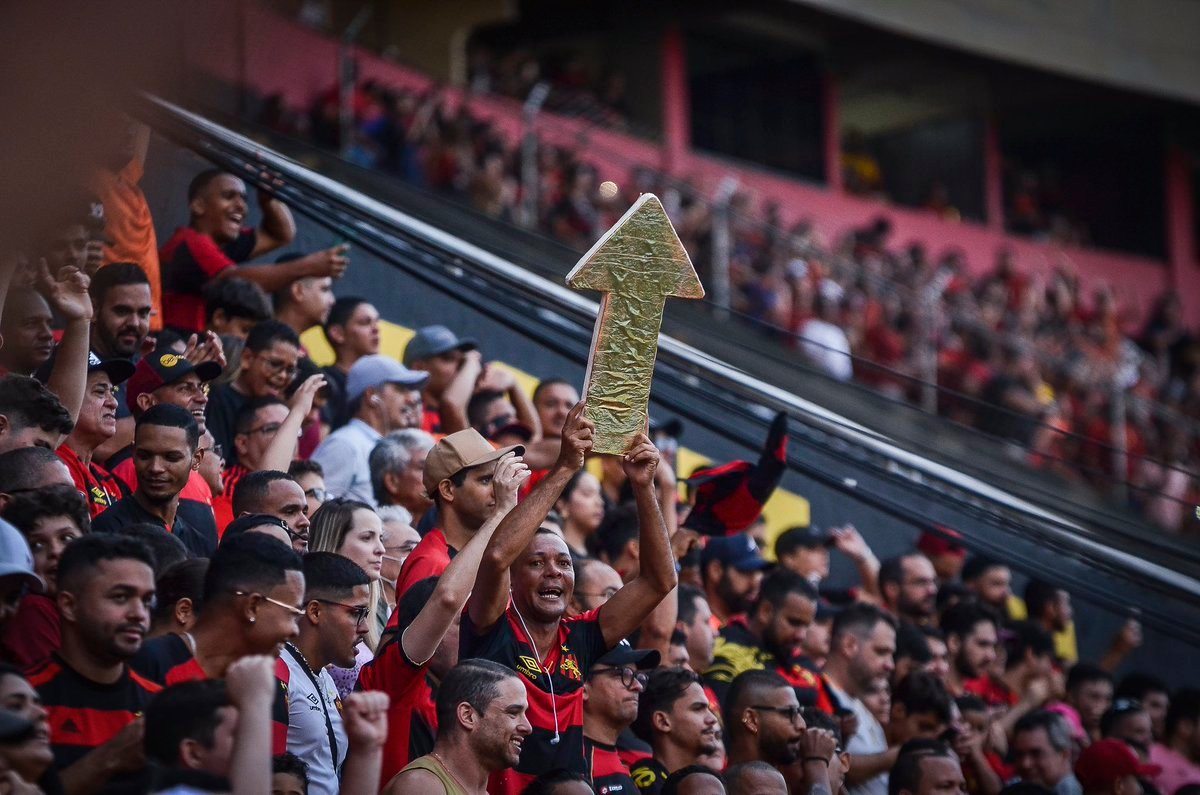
[90,486,110,506]
[559,653,582,681]
[516,655,542,681]
[633,768,658,789]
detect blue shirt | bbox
[312,418,380,505]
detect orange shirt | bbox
[90,158,162,330]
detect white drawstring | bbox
[512,599,561,745]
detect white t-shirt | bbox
[282,647,348,795]
[830,682,888,795]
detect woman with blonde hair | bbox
[307,497,386,697]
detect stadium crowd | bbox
[259,77,1200,535]
[0,107,1197,795]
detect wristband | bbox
[804,757,830,765]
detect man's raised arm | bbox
[467,401,593,630]
[598,433,678,648]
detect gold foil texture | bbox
[566,194,705,454]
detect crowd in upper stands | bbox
[1,104,1199,795]
[256,74,1200,535]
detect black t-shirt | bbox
[129,633,193,684]
[204,384,247,467]
[630,757,670,794]
[91,495,218,557]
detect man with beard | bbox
[701,534,768,628]
[705,569,833,710]
[159,169,349,335]
[109,350,222,505]
[232,470,312,552]
[822,604,898,795]
[940,602,999,698]
[878,554,938,626]
[56,354,135,518]
[207,321,301,465]
[282,552,385,795]
[92,405,219,557]
[148,534,303,758]
[385,659,531,795]
[86,263,152,461]
[677,585,718,677]
[725,669,838,795]
[314,355,429,505]
[965,621,1054,716]
[961,557,1014,621]
[27,534,159,795]
[584,647,660,794]
[631,668,721,793]
[360,451,527,784]
[462,408,677,794]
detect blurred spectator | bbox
[319,297,380,431]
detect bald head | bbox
[725,761,786,795]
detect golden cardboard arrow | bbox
[567,194,705,455]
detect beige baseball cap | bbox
[422,428,525,495]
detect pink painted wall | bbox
[185,0,1196,326]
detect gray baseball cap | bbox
[346,355,430,403]
[0,518,44,594]
[403,325,477,366]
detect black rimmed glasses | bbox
[750,705,804,723]
[593,666,648,690]
[316,599,370,626]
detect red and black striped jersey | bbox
[586,736,637,795]
[27,655,160,794]
[460,604,611,795]
[357,636,437,786]
[161,655,291,755]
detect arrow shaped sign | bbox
[567,193,705,455]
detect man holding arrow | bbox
[461,402,679,794]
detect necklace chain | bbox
[430,750,475,794]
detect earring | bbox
[249,616,256,624]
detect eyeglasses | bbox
[303,487,328,503]
[316,599,371,626]
[198,443,224,459]
[750,705,804,723]
[241,422,283,437]
[262,358,298,378]
[593,666,648,690]
[234,590,306,617]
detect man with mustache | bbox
[86,263,152,462]
[206,320,300,466]
[384,659,532,795]
[27,534,159,795]
[56,353,135,518]
[92,404,219,557]
[878,553,939,627]
[583,647,660,794]
[159,168,348,335]
[107,349,222,505]
[940,602,999,699]
[630,667,722,793]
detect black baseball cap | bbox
[700,534,768,572]
[86,351,135,385]
[594,645,661,671]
